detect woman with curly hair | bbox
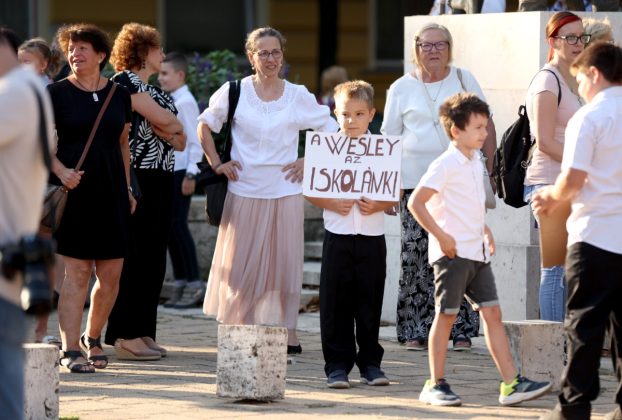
[48,23,134,373]
[104,22,186,361]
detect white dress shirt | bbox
[171,85,203,175]
[418,144,490,264]
[563,86,622,254]
[198,76,338,199]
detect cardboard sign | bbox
[303,132,402,201]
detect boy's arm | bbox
[304,196,355,216]
[358,197,399,215]
[408,186,457,259]
[532,168,587,216]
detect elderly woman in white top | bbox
[198,27,338,354]
[381,23,497,351]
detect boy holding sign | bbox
[409,93,551,407]
[305,81,397,389]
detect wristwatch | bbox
[185,172,197,180]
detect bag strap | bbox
[30,83,51,171]
[538,69,562,106]
[456,68,467,92]
[222,79,241,160]
[74,82,118,171]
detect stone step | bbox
[304,241,323,260]
[303,261,321,287]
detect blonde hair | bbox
[18,37,62,78]
[412,23,453,67]
[583,17,614,44]
[333,80,374,109]
[245,27,286,52]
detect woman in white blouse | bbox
[381,23,497,351]
[197,27,338,354]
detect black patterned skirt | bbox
[396,189,480,343]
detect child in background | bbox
[158,52,205,308]
[18,37,61,86]
[410,92,551,406]
[306,80,397,389]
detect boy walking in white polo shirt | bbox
[410,92,551,407]
[306,80,397,389]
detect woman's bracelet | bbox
[212,162,222,171]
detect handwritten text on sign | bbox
[303,132,402,201]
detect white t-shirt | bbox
[0,66,55,303]
[563,86,622,255]
[381,67,486,189]
[171,85,203,175]
[418,144,490,264]
[525,64,583,186]
[198,76,338,199]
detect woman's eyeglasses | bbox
[255,49,283,60]
[554,34,591,45]
[416,41,450,52]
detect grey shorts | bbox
[432,256,499,314]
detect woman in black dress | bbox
[104,23,185,360]
[49,24,134,373]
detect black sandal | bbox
[80,333,109,369]
[60,350,95,373]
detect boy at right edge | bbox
[410,92,551,407]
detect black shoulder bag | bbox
[201,80,241,226]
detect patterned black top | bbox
[111,70,177,172]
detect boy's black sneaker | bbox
[360,366,390,386]
[499,374,551,406]
[326,369,350,389]
[419,378,462,406]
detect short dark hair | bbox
[56,23,111,71]
[0,26,22,54]
[571,41,622,84]
[163,51,188,74]
[439,92,490,139]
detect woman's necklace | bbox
[74,76,100,102]
[421,77,445,103]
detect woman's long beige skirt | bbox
[203,192,304,330]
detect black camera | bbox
[0,234,55,315]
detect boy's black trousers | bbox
[557,241,622,418]
[319,230,386,376]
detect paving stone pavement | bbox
[38,308,618,420]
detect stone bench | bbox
[24,343,59,419]
[503,320,565,391]
[216,325,287,400]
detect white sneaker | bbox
[419,379,462,406]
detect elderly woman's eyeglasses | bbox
[417,41,449,52]
[255,49,283,60]
[554,34,591,45]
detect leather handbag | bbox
[128,114,142,201]
[200,80,241,226]
[40,83,117,233]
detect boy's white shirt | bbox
[562,86,622,254]
[418,143,490,264]
[323,130,385,236]
[171,84,203,175]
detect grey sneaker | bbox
[327,369,350,389]
[360,366,390,386]
[163,284,184,308]
[173,282,206,309]
[499,375,551,406]
[419,379,462,406]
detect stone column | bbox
[23,343,59,419]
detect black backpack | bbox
[492,69,561,208]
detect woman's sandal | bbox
[79,333,109,369]
[60,350,95,373]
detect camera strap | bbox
[29,82,51,172]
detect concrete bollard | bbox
[503,320,565,391]
[217,324,287,400]
[23,343,59,419]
